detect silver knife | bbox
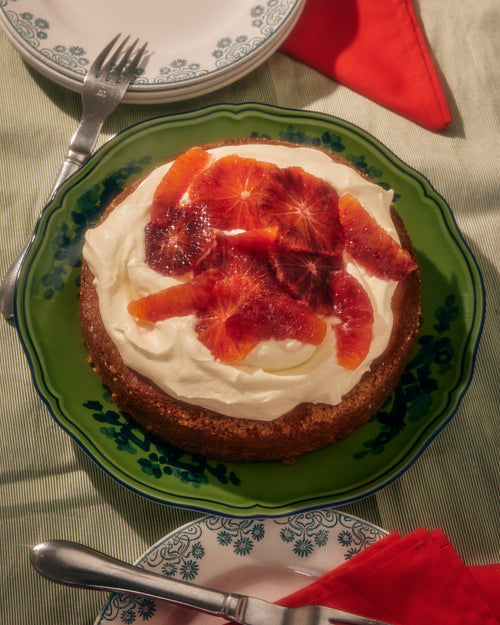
[30,540,395,625]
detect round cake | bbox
[80,139,420,462]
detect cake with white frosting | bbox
[79,139,420,462]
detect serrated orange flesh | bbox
[226,294,327,346]
[339,193,417,281]
[150,147,211,225]
[219,226,279,251]
[195,273,264,362]
[331,269,374,370]
[145,205,215,276]
[189,155,278,230]
[260,166,344,256]
[271,250,341,316]
[127,270,220,322]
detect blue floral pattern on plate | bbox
[94,510,387,624]
[0,0,305,102]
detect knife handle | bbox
[30,540,247,622]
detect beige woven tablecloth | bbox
[1,0,499,623]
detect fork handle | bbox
[50,150,88,195]
[50,113,104,194]
[30,540,250,623]
[0,118,101,323]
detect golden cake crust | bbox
[79,139,421,463]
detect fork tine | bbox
[110,38,139,79]
[102,36,133,77]
[88,33,124,75]
[85,34,147,89]
[120,41,149,83]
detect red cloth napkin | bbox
[274,527,500,625]
[281,0,452,131]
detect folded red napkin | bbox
[274,527,500,625]
[281,0,452,131]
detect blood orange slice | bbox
[195,273,263,363]
[189,155,277,230]
[226,294,327,346]
[331,269,374,370]
[339,193,417,281]
[271,250,341,315]
[150,147,210,225]
[145,205,214,276]
[194,247,279,362]
[260,166,344,255]
[217,226,279,251]
[195,237,276,284]
[127,270,221,322]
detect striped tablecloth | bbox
[1,0,498,622]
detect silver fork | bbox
[0,34,148,323]
[31,540,395,625]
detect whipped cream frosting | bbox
[83,144,398,420]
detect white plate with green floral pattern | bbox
[0,0,305,102]
[94,509,387,624]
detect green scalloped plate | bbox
[15,104,484,517]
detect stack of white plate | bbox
[0,0,305,103]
